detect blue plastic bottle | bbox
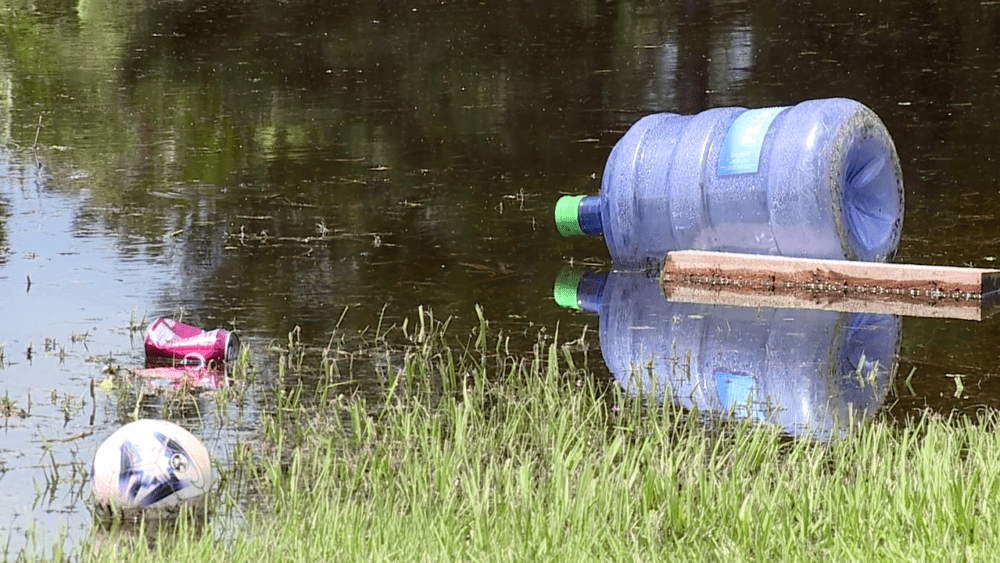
[555,98,904,270]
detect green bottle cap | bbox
[554,195,587,237]
[553,268,584,310]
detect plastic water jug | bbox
[553,269,901,441]
[555,98,904,270]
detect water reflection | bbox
[130,362,230,391]
[557,269,901,441]
[625,0,757,112]
[0,63,11,145]
[0,158,10,264]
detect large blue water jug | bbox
[554,269,900,441]
[555,98,904,269]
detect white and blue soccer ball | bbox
[91,419,213,516]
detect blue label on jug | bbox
[717,106,786,176]
[714,370,764,419]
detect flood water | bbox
[2,0,1000,554]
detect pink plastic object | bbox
[144,318,240,365]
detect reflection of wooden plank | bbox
[662,250,1000,321]
[663,284,996,321]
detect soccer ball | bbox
[91,419,213,517]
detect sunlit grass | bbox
[65,308,1000,561]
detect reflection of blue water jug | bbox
[554,269,901,441]
[555,98,904,270]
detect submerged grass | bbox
[76,308,1000,561]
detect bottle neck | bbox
[555,195,603,236]
[577,195,603,235]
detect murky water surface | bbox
[2,0,1000,554]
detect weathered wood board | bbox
[662,250,1000,320]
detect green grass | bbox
[65,308,1000,561]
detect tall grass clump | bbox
[85,307,1000,562]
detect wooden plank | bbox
[662,250,1000,320]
